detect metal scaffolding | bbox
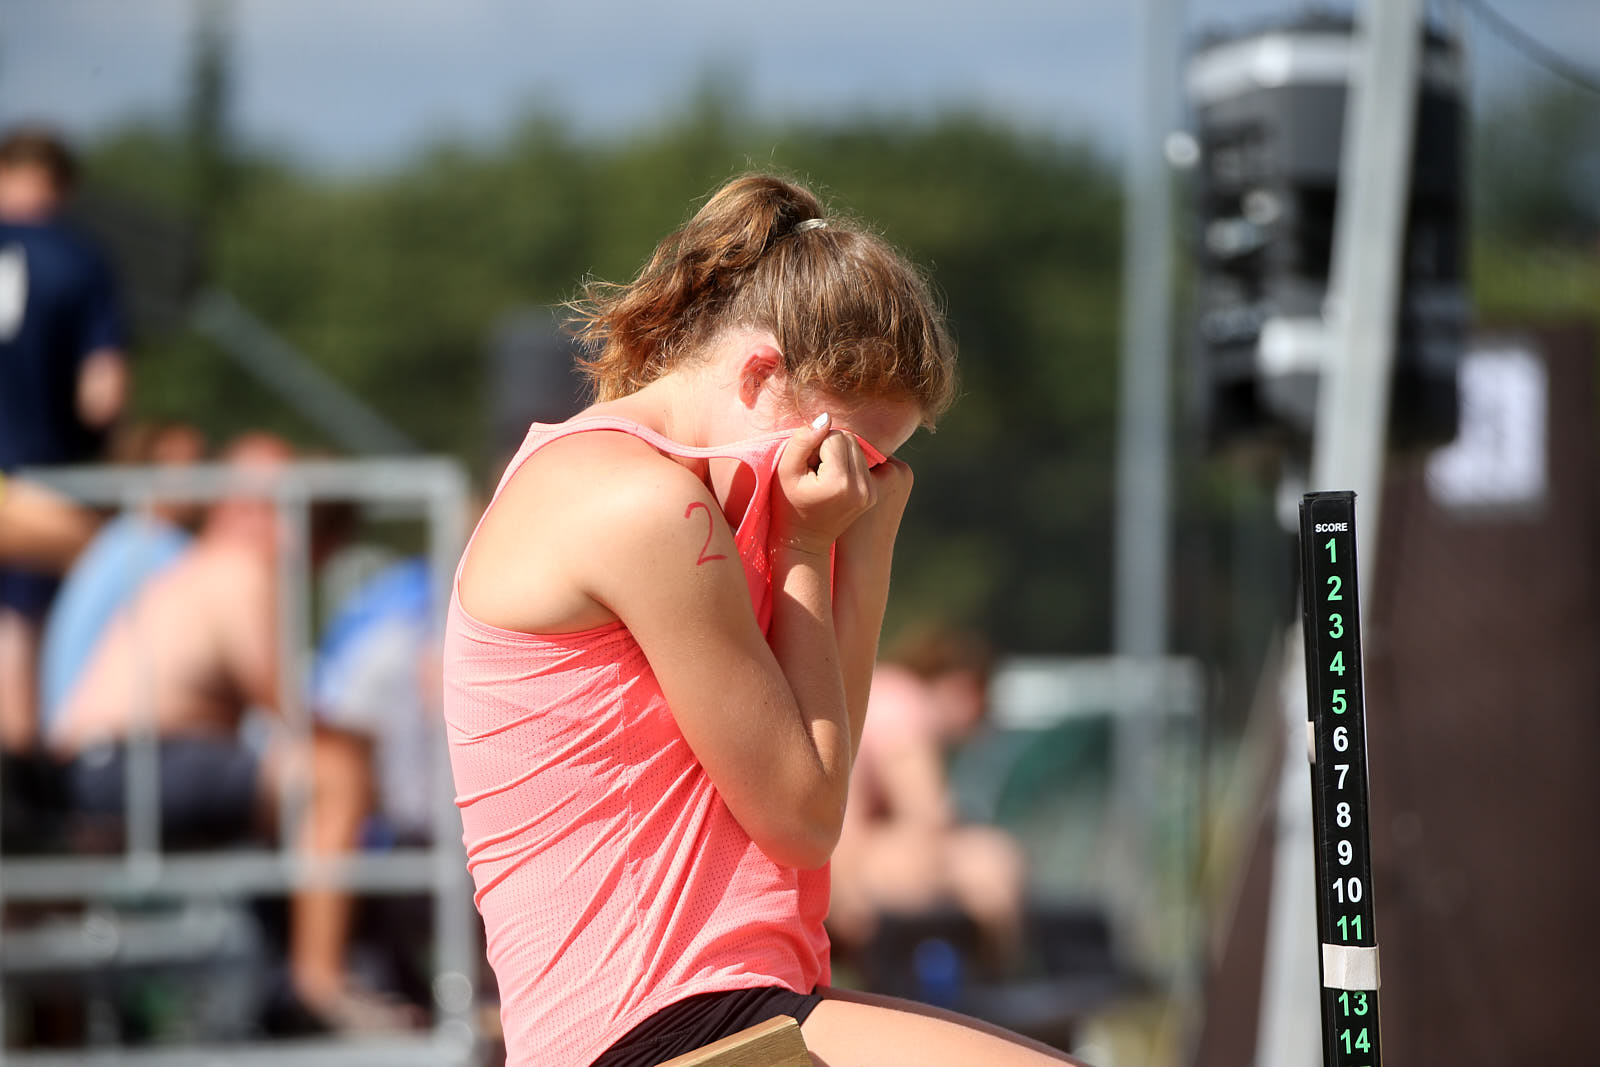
[0,457,478,1066]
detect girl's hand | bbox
[834,456,913,599]
[844,457,914,548]
[772,413,877,555]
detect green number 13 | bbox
[1338,991,1370,1016]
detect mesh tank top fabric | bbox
[442,417,832,1066]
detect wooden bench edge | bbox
[654,1012,812,1067]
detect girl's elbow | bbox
[756,809,842,870]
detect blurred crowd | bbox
[0,125,1029,1042]
[0,126,440,1034]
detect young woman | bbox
[445,174,1084,1066]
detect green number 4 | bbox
[1329,650,1345,676]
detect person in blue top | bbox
[0,126,129,752]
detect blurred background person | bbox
[0,125,129,753]
[37,421,208,738]
[45,433,401,1033]
[0,471,99,578]
[311,553,436,847]
[830,627,1027,968]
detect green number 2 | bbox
[1328,612,1344,638]
[1327,575,1343,601]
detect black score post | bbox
[1298,492,1381,1066]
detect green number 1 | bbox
[1326,537,1336,563]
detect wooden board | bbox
[655,1014,812,1067]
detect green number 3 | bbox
[1328,612,1343,638]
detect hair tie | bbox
[794,218,828,233]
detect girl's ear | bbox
[737,344,784,409]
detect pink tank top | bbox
[443,416,854,1066]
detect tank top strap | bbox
[465,416,791,585]
[522,415,790,465]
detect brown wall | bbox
[1192,324,1600,1065]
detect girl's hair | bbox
[570,173,956,424]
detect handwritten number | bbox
[684,502,728,565]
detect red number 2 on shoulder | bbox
[683,501,728,565]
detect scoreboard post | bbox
[1298,491,1382,1066]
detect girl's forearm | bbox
[831,538,896,760]
[768,542,854,829]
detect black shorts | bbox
[66,736,261,848]
[0,567,59,621]
[592,985,823,1067]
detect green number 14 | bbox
[1340,1027,1371,1054]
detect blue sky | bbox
[1,0,1595,173]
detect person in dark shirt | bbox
[0,126,129,752]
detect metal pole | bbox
[275,493,312,861]
[1259,2,1424,1064]
[1311,0,1427,596]
[190,289,418,457]
[1115,0,1181,661]
[427,469,477,1057]
[1112,0,1184,964]
[126,488,163,883]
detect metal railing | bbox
[1,457,479,1066]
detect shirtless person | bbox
[830,628,1027,967]
[50,434,394,1031]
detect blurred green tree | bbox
[83,86,1126,653]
